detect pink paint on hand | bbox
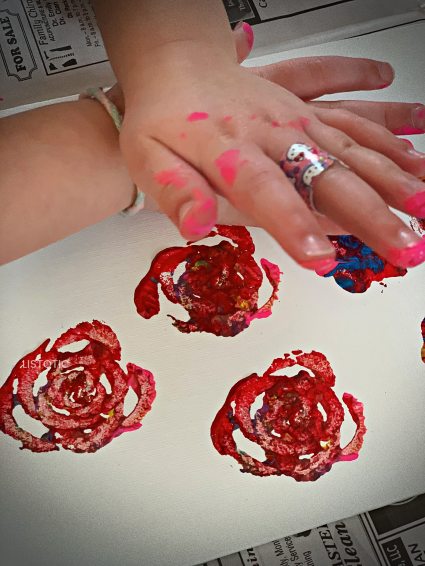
[215,149,241,186]
[392,125,425,135]
[187,112,209,122]
[387,236,425,268]
[223,115,233,122]
[287,117,310,131]
[271,120,281,128]
[300,257,338,275]
[242,22,254,51]
[405,190,425,217]
[154,168,187,189]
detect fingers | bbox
[128,137,218,240]
[314,106,425,181]
[252,56,394,100]
[216,195,346,234]
[305,117,425,218]
[197,136,336,268]
[311,165,425,268]
[312,100,425,137]
[232,22,254,63]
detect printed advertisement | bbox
[204,494,425,566]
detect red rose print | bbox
[0,321,156,453]
[211,351,366,481]
[134,225,281,337]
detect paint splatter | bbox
[0,321,156,453]
[134,225,281,337]
[154,168,187,189]
[320,235,407,293]
[211,350,366,481]
[410,217,425,235]
[215,149,241,186]
[187,112,209,122]
[421,318,425,364]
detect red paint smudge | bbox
[421,318,425,363]
[154,168,187,189]
[134,226,282,337]
[271,120,280,128]
[215,149,241,186]
[223,115,233,122]
[250,114,257,120]
[0,321,156,453]
[179,132,188,140]
[211,350,366,481]
[187,112,209,122]
[392,125,425,135]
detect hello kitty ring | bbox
[279,143,338,210]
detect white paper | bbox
[1,20,425,566]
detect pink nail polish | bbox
[242,22,254,51]
[387,236,425,268]
[300,258,338,274]
[392,125,425,135]
[405,190,425,217]
[179,198,216,239]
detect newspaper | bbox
[204,494,425,566]
[1,0,423,110]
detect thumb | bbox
[232,21,254,63]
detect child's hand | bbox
[92,1,425,269]
[120,41,424,269]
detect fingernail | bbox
[406,148,425,160]
[301,258,339,275]
[393,125,425,135]
[377,62,394,86]
[405,188,425,217]
[301,234,335,261]
[387,234,425,268]
[412,105,425,130]
[242,22,254,51]
[179,198,216,239]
